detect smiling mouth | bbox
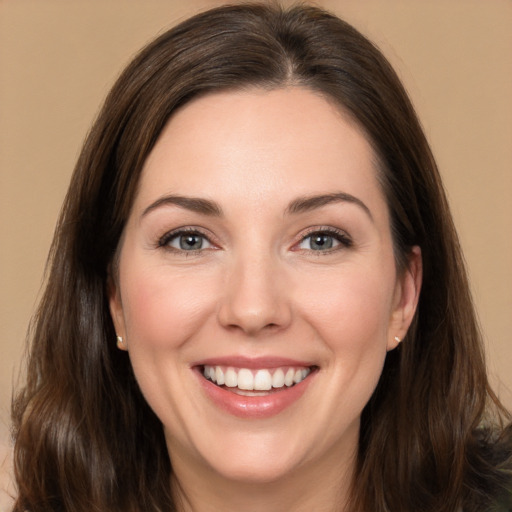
[201,365,316,396]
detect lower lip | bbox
[195,369,315,419]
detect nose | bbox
[217,251,292,336]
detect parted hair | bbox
[11,3,511,511]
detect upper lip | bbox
[191,355,316,369]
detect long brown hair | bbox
[12,3,511,511]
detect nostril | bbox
[216,276,293,334]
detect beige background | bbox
[1,0,511,508]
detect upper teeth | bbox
[203,365,311,391]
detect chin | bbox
[207,450,304,485]
[184,425,311,484]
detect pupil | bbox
[180,234,202,250]
[312,234,332,250]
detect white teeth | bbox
[254,369,272,391]
[215,366,225,386]
[284,368,295,386]
[272,368,285,388]
[233,389,269,397]
[237,369,254,390]
[203,365,312,391]
[224,367,237,388]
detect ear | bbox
[108,275,128,351]
[387,245,422,351]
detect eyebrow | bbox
[141,195,223,218]
[141,191,372,221]
[286,192,373,221]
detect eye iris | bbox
[179,234,203,250]
[310,234,333,250]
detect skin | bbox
[109,87,422,512]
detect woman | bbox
[11,3,511,511]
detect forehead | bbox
[135,87,386,216]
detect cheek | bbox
[294,262,395,374]
[119,259,218,351]
[300,267,393,336]
[284,264,396,448]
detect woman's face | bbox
[110,87,420,485]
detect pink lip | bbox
[192,358,317,419]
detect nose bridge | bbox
[217,243,291,335]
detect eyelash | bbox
[157,226,353,255]
[158,227,215,254]
[294,227,353,254]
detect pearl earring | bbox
[394,336,401,344]
[116,335,125,349]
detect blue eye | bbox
[160,231,213,251]
[297,230,351,251]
